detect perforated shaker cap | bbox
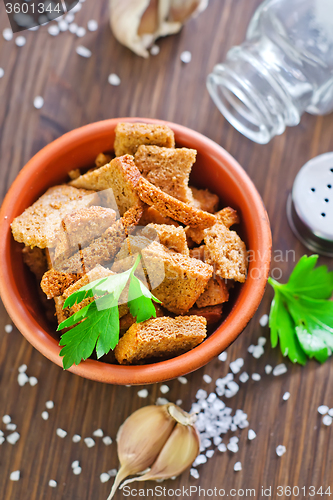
[287,152,333,257]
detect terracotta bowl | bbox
[0,118,271,385]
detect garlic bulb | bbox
[109,0,209,58]
[107,403,199,499]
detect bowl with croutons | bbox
[0,118,271,385]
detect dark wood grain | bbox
[0,0,333,499]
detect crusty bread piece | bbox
[142,224,189,255]
[196,277,229,308]
[114,122,175,157]
[41,270,82,299]
[114,315,207,364]
[136,177,216,229]
[95,152,112,168]
[11,185,98,249]
[186,305,223,325]
[189,245,206,261]
[139,205,179,227]
[190,187,219,213]
[22,247,48,281]
[54,207,117,262]
[54,296,71,325]
[141,241,213,314]
[70,155,142,216]
[135,146,196,203]
[185,207,240,244]
[204,223,248,283]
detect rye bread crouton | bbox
[139,206,179,227]
[11,185,98,249]
[185,207,240,244]
[196,277,229,308]
[135,146,196,203]
[186,305,223,325]
[114,315,207,364]
[190,187,219,213]
[22,247,48,281]
[142,224,189,255]
[70,155,142,216]
[41,270,82,299]
[136,177,216,229]
[95,152,112,168]
[114,122,175,157]
[54,296,71,325]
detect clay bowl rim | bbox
[0,118,272,385]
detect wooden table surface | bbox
[0,1,333,499]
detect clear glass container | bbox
[207,0,333,144]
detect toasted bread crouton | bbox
[135,146,196,203]
[114,122,175,157]
[54,207,117,263]
[70,155,142,216]
[189,245,206,261]
[142,224,189,255]
[216,207,240,228]
[190,187,219,213]
[139,205,179,227]
[120,303,165,333]
[11,186,98,249]
[136,177,216,229]
[54,296,71,325]
[185,226,205,245]
[68,169,81,180]
[204,223,248,283]
[114,315,207,364]
[22,247,48,281]
[139,241,213,314]
[41,270,82,299]
[196,277,229,308]
[186,305,223,325]
[95,152,112,168]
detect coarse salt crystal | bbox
[234,462,242,472]
[193,454,207,466]
[76,45,92,58]
[66,12,75,23]
[176,399,183,406]
[84,437,95,448]
[108,73,121,86]
[259,314,269,327]
[328,408,333,417]
[72,461,80,469]
[252,345,265,359]
[213,436,222,446]
[323,415,333,426]
[265,365,273,374]
[203,374,212,383]
[248,429,256,440]
[252,373,261,381]
[102,436,112,446]
[18,364,27,373]
[247,345,255,353]
[41,411,49,421]
[218,443,227,452]
[180,50,192,63]
[76,27,86,37]
[229,436,239,444]
[150,44,160,56]
[108,469,117,477]
[190,468,199,479]
[15,36,26,46]
[276,445,286,457]
[207,393,216,403]
[48,480,57,488]
[196,389,207,400]
[56,428,67,438]
[283,392,290,401]
[5,324,13,333]
[10,471,20,481]
[100,473,110,483]
[3,415,11,424]
[273,364,287,376]
[227,442,239,453]
[7,432,20,445]
[6,423,16,431]
[58,20,68,32]
[0,430,3,436]
[18,373,29,386]
[72,434,81,443]
[3,28,13,41]
[46,401,54,410]
[178,376,187,384]
[0,437,5,445]
[137,389,148,398]
[29,377,38,386]
[206,449,214,458]
[239,372,249,383]
[73,466,82,475]
[156,397,169,405]
[230,358,244,374]
[34,96,44,109]
[87,19,98,31]
[48,25,59,36]
[258,336,267,346]
[69,23,78,34]
[160,385,169,394]
[93,429,104,437]
[218,352,227,362]
[318,405,329,415]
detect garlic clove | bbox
[120,421,200,487]
[169,0,209,23]
[107,404,176,499]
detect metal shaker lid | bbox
[287,152,333,257]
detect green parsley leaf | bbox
[57,255,161,370]
[268,255,333,365]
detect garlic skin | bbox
[107,404,176,500]
[109,0,209,58]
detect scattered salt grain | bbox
[218,352,227,362]
[328,408,333,417]
[10,471,20,481]
[318,405,329,415]
[5,324,13,333]
[234,462,242,472]
[87,19,98,31]
[29,376,38,386]
[196,389,207,400]
[248,429,256,440]
[18,373,29,386]
[276,445,286,457]
[193,454,207,466]
[69,23,78,34]
[252,345,264,359]
[190,468,199,479]
[66,12,75,23]
[180,50,192,63]
[227,442,239,453]
[56,428,67,438]
[218,443,227,452]
[258,336,267,346]
[73,466,82,475]
[58,20,68,32]
[207,393,216,404]
[7,432,20,445]
[176,399,183,406]
[102,436,112,446]
[156,397,169,405]
[137,389,148,398]
[283,392,290,401]
[84,437,95,448]
[322,415,333,426]
[72,461,80,469]
[213,436,222,446]
[108,469,117,477]
[203,374,212,384]
[6,423,16,431]
[3,415,11,424]
[230,358,244,374]
[265,365,273,374]
[46,401,54,410]
[259,314,269,327]
[3,28,13,41]
[48,480,57,488]
[247,345,255,353]
[72,434,81,443]
[33,96,44,109]
[150,44,160,56]
[239,372,249,383]
[76,27,86,37]
[225,381,239,398]
[0,430,3,436]
[273,364,287,376]
[252,373,261,381]
[178,376,187,384]
[206,449,214,458]
[108,73,121,86]
[160,385,169,394]
[100,473,110,483]
[76,45,92,58]
[0,437,5,445]
[18,364,27,373]
[93,429,104,437]
[41,411,49,421]
[48,25,59,36]
[0,68,4,79]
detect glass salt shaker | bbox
[207,0,333,144]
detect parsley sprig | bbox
[57,255,161,370]
[268,255,333,365]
